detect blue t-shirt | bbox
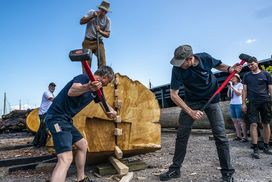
[170,52,222,103]
[46,74,97,121]
[242,71,272,103]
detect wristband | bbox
[227,66,231,73]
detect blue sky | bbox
[0,0,272,114]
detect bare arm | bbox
[215,63,243,73]
[68,81,101,97]
[98,29,110,38]
[215,63,230,73]
[80,15,95,25]
[242,84,247,112]
[269,84,272,97]
[48,97,54,101]
[230,85,242,96]
[99,102,117,119]
[170,89,203,120]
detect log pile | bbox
[0,110,32,133]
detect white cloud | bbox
[245,39,256,44]
[11,104,35,110]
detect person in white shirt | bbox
[227,74,248,142]
[33,82,56,147]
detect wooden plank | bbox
[8,157,57,174]
[209,133,236,140]
[115,115,122,123]
[95,160,147,176]
[0,155,56,167]
[114,100,123,109]
[120,172,133,182]
[114,89,119,97]
[0,144,33,151]
[109,156,129,175]
[114,128,122,136]
[114,146,123,159]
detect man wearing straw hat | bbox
[80,1,111,69]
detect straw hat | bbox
[98,1,110,12]
[234,74,241,82]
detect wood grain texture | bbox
[26,73,161,160]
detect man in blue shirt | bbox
[159,45,242,182]
[46,66,116,182]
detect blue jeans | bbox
[169,102,235,176]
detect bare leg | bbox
[232,119,242,138]
[263,123,271,144]
[74,138,88,181]
[51,151,73,182]
[250,123,258,144]
[240,119,248,139]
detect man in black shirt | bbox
[242,57,272,159]
[160,45,242,182]
[46,66,117,182]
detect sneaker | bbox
[221,173,234,182]
[251,149,260,159]
[241,138,248,143]
[159,169,181,181]
[233,137,242,141]
[263,147,272,155]
[78,176,96,182]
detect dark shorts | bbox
[46,118,83,155]
[247,101,272,124]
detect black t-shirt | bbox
[47,74,98,121]
[170,52,222,103]
[242,71,272,103]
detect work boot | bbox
[241,138,248,143]
[78,176,96,182]
[159,169,181,181]
[221,173,234,182]
[263,145,272,155]
[251,148,260,159]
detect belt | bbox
[85,37,97,41]
[85,37,103,42]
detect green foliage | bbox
[261,65,272,75]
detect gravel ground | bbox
[0,131,272,182]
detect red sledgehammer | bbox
[69,49,110,112]
[201,53,254,111]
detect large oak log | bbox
[160,101,234,129]
[26,73,161,163]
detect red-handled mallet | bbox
[201,53,253,111]
[69,49,110,112]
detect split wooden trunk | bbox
[26,73,161,163]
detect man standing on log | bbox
[159,45,242,182]
[80,0,111,69]
[33,82,56,147]
[45,66,117,182]
[242,57,272,159]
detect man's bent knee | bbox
[57,151,73,165]
[75,138,88,151]
[250,123,258,128]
